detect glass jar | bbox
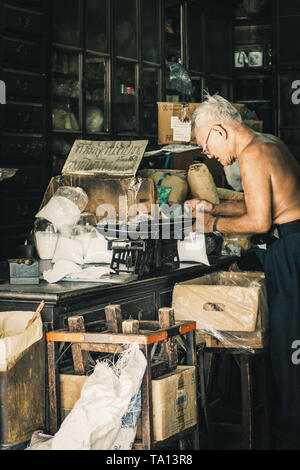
[34,218,59,260]
[36,186,88,233]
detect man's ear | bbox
[214,124,228,140]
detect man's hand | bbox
[192,212,215,233]
[184,198,215,217]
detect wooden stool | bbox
[196,345,271,450]
[46,305,200,450]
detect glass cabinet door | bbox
[115,0,137,59]
[142,66,160,136]
[142,0,160,64]
[188,3,204,73]
[165,0,181,63]
[84,55,109,134]
[86,0,108,53]
[207,77,231,100]
[190,75,203,102]
[115,60,137,134]
[52,48,81,132]
[280,129,300,163]
[52,0,80,46]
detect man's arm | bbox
[213,148,273,234]
[185,198,246,217]
[212,200,246,217]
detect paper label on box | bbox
[171,118,191,142]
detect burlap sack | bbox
[217,187,244,201]
[150,171,188,205]
[187,163,219,204]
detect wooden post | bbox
[122,319,140,335]
[158,307,178,371]
[140,344,154,450]
[47,340,61,435]
[105,304,123,333]
[68,316,90,375]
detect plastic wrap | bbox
[222,233,253,256]
[0,168,18,182]
[39,175,157,224]
[166,61,193,96]
[172,271,269,352]
[36,186,88,235]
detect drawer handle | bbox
[17,15,30,29]
[17,79,29,91]
[17,111,30,122]
[16,44,28,57]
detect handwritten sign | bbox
[62,140,149,176]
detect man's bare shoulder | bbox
[239,133,283,166]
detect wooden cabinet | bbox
[232,0,300,164]
[0,0,236,259]
[233,0,276,134]
[50,0,236,174]
[0,0,50,259]
[276,0,300,163]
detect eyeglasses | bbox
[202,123,222,156]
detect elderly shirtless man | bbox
[185,94,300,450]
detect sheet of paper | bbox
[170,117,192,142]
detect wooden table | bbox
[0,256,237,331]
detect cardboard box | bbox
[157,102,200,145]
[172,272,268,333]
[60,365,198,443]
[157,102,246,146]
[196,329,269,349]
[39,139,158,222]
[60,374,87,421]
[136,366,197,442]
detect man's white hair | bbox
[192,92,242,129]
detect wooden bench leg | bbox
[47,340,61,436]
[240,355,254,450]
[141,344,154,450]
[197,348,214,449]
[68,316,90,375]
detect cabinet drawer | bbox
[0,167,44,192]
[1,196,41,223]
[3,5,43,36]
[3,37,43,70]
[1,136,45,161]
[3,70,44,101]
[3,103,44,132]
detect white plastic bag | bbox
[84,234,112,265]
[52,235,84,265]
[0,311,43,371]
[178,232,209,265]
[50,343,146,450]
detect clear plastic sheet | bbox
[166,61,193,96]
[222,233,253,256]
[39,175,157,224]
[172,271,269,352]
[0,168,18,182]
